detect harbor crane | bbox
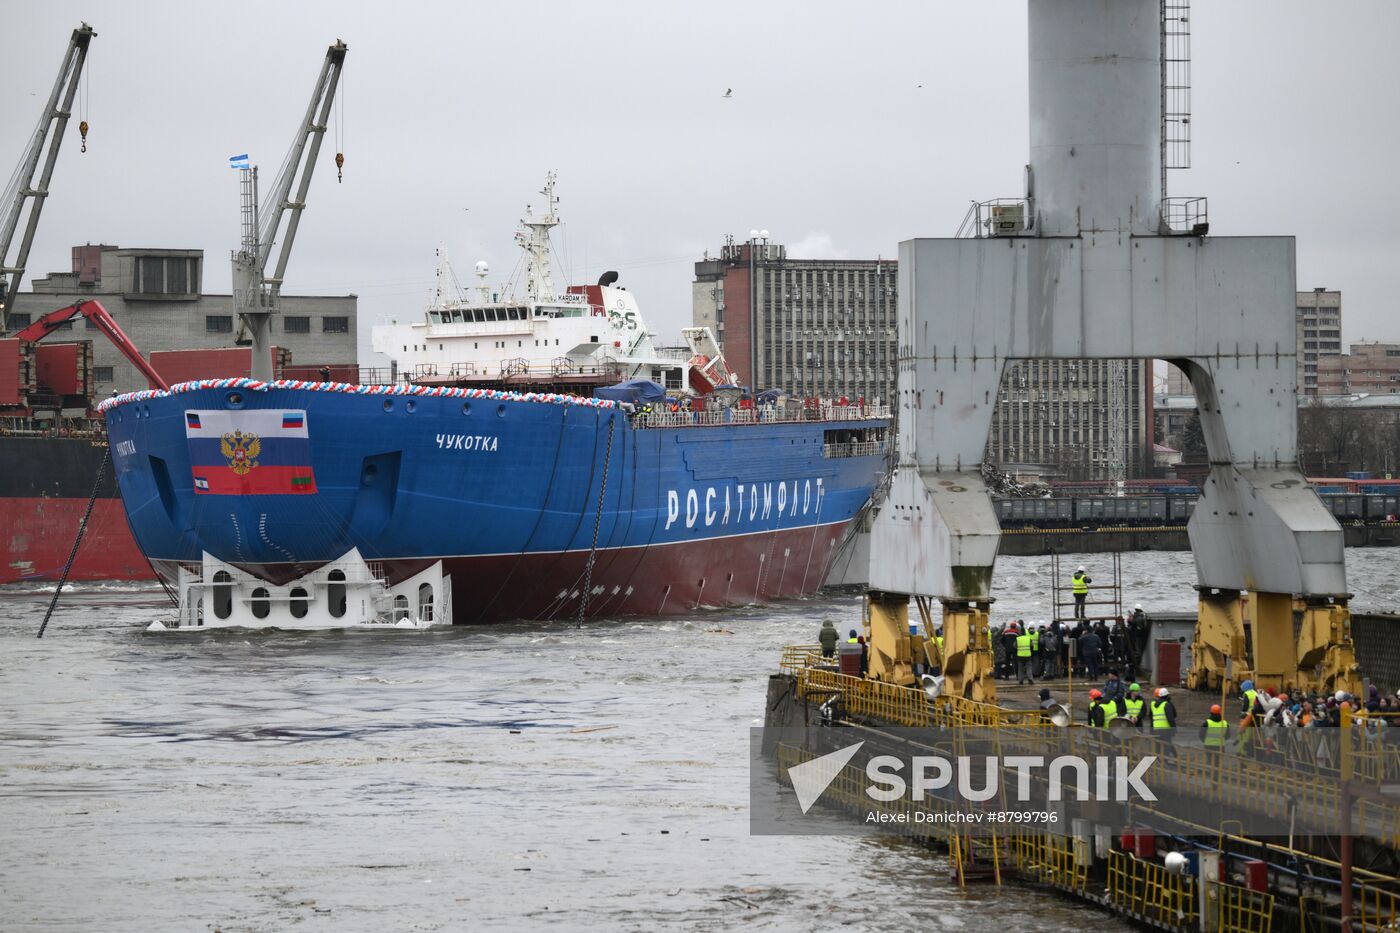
[232,39,347,381]
[0,23,95,333]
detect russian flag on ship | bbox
[183,409,317,495]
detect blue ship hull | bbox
[102,381,888,623]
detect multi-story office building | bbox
[1297,288,1343,396]
[692,236,897,405]
[694,235,1151,478]
[987,359,1152,480]
[14,243,357,395]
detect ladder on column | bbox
[1161,1,1193,178]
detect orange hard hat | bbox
[1210,704,1222,714]
[1088,689,1102,699]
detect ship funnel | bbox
[597,270,619,287]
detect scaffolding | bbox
[1050,552,1124,624]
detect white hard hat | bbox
[1335,690,1347,702]
[1157,687,1170,697]
[1134,603,1142,610]
[1077,565,1086,572]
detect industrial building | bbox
[694,235,1151,479]
[1296,287,1343,395]
[692,235,897,406]
[14,243,357,395]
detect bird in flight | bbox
[723,88,733,98]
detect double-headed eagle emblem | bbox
[221,430,261,475]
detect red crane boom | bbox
[15,299,168,390]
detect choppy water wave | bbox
[3,550,1392,930]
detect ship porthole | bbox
[226,392,244,408]
[289,586,310,619]
[496,404,506,418]
[462,402,471,416]
[405,400,416,413]
[383,399,395,413]
[250,587,271,620]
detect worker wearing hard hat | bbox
[1239,679,1261,717]
[1150,687,1178,744]
[1071,565,1091,619]
[1122,683,1146,729]
[1086,689,1107,728]
[1200,704,1230,750]
[1088,687,1124,728]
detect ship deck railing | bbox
[823,440,887,459]
[634,402,889,429]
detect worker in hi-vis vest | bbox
[1150,687,1178,743]
[1122,683,1146,729]
[1201,704,1230,750]
[1239,679,1260,717]
[1071,565,1091,619]
[1015,627,1035,685]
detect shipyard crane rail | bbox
[233,39,347,380]
[0,23,95,332]
[15,299,168,391]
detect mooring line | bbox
[37,447,111,638]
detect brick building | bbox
[13,244,357,395]
[692,235,897,405]
[1316,342,1400,396]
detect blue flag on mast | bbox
[229,153,250,170]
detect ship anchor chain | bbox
[577,413,617,627]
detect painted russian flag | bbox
[184,409,317,495]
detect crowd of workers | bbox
[991,607,1150,685]
[812,554,1399,760]
[1042,675,1400,758]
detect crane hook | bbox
[335,152,344,183]
[79,120,89,153]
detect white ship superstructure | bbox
[373,173,722,392]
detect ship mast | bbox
[514,171,559,302]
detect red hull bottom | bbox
[0,498,154,584]
[430,521,850,624]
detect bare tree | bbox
[1298,398,1365,475]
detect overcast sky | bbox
[4,1,1397,367]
